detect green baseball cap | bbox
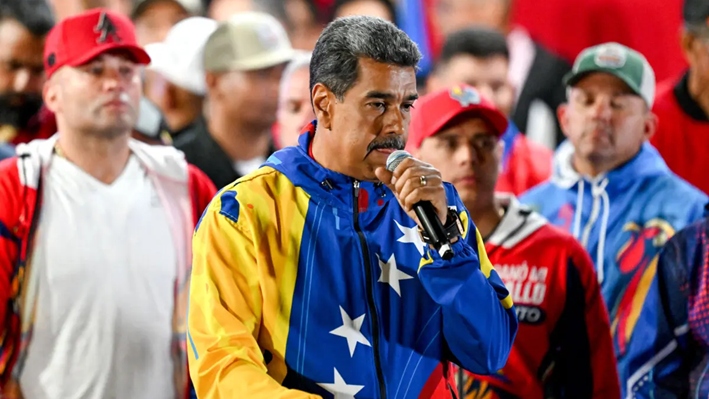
[563,42,656,107]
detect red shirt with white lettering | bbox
[461,196,620,399]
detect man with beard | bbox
[408,84,619,399]
[0,0,55,146]
[0,9,216,399]
[520,42,707,398]
[188,15,517,398]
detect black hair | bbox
[0,0,55,37]
[437,27,509,70]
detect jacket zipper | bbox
[353,180,387,399]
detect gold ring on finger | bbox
[420,175,428,187]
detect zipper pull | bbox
[353,180,360,198]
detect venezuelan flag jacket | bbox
[520,141,707,398]
[187,126,518,399]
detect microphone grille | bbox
[386,150,412,172]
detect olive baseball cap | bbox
[203,12,295,72]
[563,42,656,107]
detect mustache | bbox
[365,136,405,156]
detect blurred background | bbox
[0,0,697,192]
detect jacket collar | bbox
[551,139,670,192]
[13,133,191,187]
[487,194,546,248]
[264,121,395,212]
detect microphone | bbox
[386,150,454,260]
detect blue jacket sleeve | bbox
[621,220,708,398]
[416,187,517,375]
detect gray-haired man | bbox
[188,15,517,399]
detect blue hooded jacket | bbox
[520,140,707,398]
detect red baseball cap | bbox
[44,9,151,78]
[407,84,509,151]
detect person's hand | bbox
[374,157,448,227]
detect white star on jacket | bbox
[377,253,413,297]
[329,306,371,357]
[317,368,365,399]
[395,220,427,256]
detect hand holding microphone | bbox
[374,150,458,260]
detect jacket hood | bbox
[551,140,670,190]
[488,194,546,249]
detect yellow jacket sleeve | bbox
[187,193,320,399]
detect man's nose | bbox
[383,106,406,136]
[456,143,477,166]
[591,97,613,121]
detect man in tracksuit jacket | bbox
[408,84,620,399]
[520,42,708,397]
[0,10,216,399]
[187,16,518,399]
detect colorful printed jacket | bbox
[628,215,709,398]
[520,140,707,398]
[187,125,518,399]
[0,135,216,398]
[462,196,620,399]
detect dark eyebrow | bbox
[364,91,419,102]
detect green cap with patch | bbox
[563,42,656,107]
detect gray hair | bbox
[310,15,422,100]
[279,50,313,104]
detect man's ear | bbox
[643,111,658,141]
[204,72,220,98]
[681,29,696,64]
[557,103,571,140]
[312,82,334,130]
[43,75,60,114]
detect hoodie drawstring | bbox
[596,180,610,284]
[572,180,584,240]
[574,177,610,284]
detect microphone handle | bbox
[413,201,448,247]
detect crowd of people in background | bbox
[1,0,709,398]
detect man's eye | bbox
[402,103,415,112]
[288,103,302,113]
[119,65,135,77]
[89,66,104,75]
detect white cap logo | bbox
[594,43,627,69]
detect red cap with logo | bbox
[44,9,151,78]
[407,84,509,151]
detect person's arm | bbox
[0,157,20,379]
[621,223,703,398]
[546,239,620,398]
[187,189,321,399]
[417,197,518,375]
[187,164,217,225]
